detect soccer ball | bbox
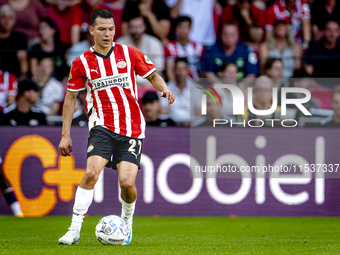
[95,215,128,245]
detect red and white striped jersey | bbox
[0,70,17,111]
[266,0,311,43]
[164,40,204,79]
[67,43,156,139]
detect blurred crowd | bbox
[0,0,340,127]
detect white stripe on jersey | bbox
[97,54,121,134]
[81,54,104,129]
[109,51,132,137]
[122,45,145,138]
[4,71,9,92]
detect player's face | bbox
[0,10,15,33]
[176,21,191,39]
[90,17,115,49]
[221,25,239,48]
[332,93,340,117]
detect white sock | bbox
[121,199,136,225]
[70,187,94,232]
[10,201,23,216]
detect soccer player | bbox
[58,9,175,245]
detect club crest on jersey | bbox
[117,61,127,69]
[87,144,94,153]
[144,55,153,64]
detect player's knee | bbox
[84,167,99,183]
[120,179,134,191]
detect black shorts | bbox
[87,126,143,170]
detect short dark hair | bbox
[263,58,282,74]
[90,9,115,26]
[176,16,192,27]
[174,57,189,66]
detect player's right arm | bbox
[59,57,86,156]
[59,91,78,156]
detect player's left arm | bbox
[146,72,175,105]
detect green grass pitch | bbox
[0,216,339,255]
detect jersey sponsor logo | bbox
[117,61,127,69]
[90,67,99,74]
[144,55,153,64]
[91,73,130,91]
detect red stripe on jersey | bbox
[112,86,127,136]
[98,89,114,128]
[127,92,142,137]
[103,57,113,76]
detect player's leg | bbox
[0,158,23,217]
[117,161,138,245]
[59,155,108,245]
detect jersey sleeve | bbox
[67,58,86,92]
[8,74,18,97]
[130,47,157,79]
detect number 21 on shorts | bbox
[128,139,142,158]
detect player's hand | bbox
[160,90,176,105]
[59,135,73,156]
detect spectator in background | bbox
[311,0,340,42]
[72,90,88,127]
[216,62,239,117]
[320,85,340,127]
[0,5,28,79]
[29,18,69,81]
[238,76,281,126]
[164,16,204,81]
[0,79,46,126]
[46,0,77,46]
[117,15,164,86]
[0,69,17,111]
[33,57,64,116]
[67,29,94,67]
[122,0,171,43]
[220,0,266,44]
[70,0,121,45]
[161,58,195,125]
[201,22,258,82]
[166,0,216,46]
[192,94,233,127]
[0,0,47,44]
[266,0,311,49]
[305,20,340,80]
[263,58,284,88]
[141,91,175,127]
[259,20,302,78]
